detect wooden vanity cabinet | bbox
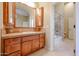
[2,33,45,56]
[4,38,21,46]
[5,43,21,55]
[21,35,39,55]
[39,34,45,48]
[2,37,21,56]
[8,51,21,56]
[22,41,32,56]
[21,34,45,55]
[32,38,40,51]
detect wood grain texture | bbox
[3,2,9,26]
[4,38,21,46]
[32,39,40,51]
[5,43,20,55]
[40,33,45,48]
[22,41,32,56]
[2,33,45,56]
[35,7,44,31]
[8,51,21,56]
[12,2,16,27]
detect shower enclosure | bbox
[54,3,64,48]
[54,13,64,39]
[54,3,64,38]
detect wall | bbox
[0,2,3,56]
[76,2,79,56]
[37,2,55,51]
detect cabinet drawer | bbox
[22,35,39,42]
[4,38,21,46]
[8,51,21,56]
[32,39,39,51]
[5,44,20,55]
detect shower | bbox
[54,3,64,49]
[54,2,64,38]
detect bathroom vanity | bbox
[1,32,45,56]
[1,2,45,56]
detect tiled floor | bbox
[30,38,75,56]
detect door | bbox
[68,3,75,40]
[68,17,75,40]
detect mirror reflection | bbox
[15,2,35,27]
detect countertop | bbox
[2,32,44,39]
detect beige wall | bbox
[37,2,55,51]
[0,2,3,56]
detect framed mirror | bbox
[13,2,36,27]
[3,2,44,33]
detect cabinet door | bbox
[32,39,39,51]
[40,34,45,48]
[5,43,20,55]
[22,41,32,56]
[40,37,45,48]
